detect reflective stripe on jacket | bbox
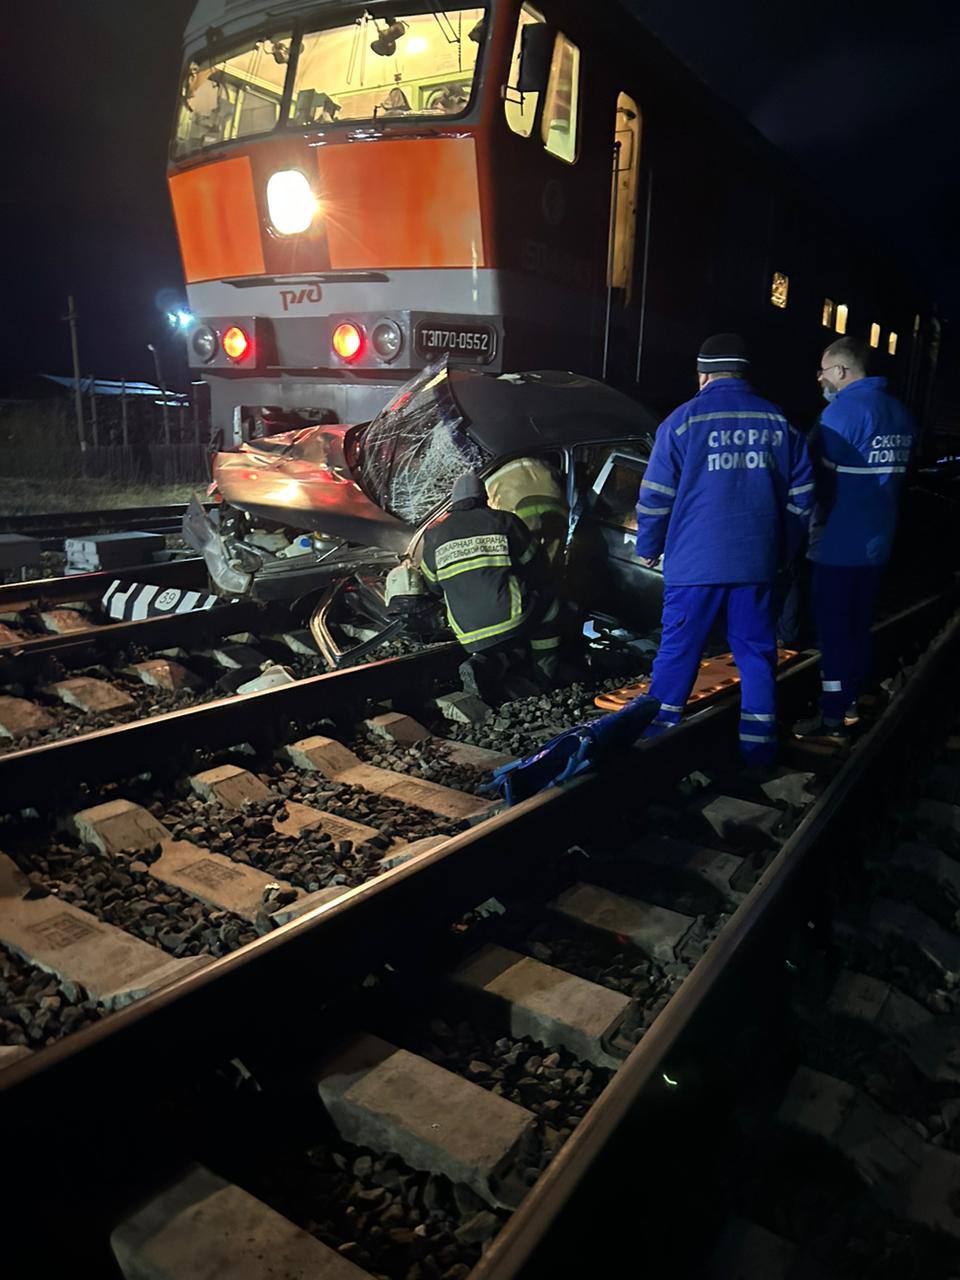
[421,500,544,653]
[634,377,814,585]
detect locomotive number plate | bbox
[414,322,496,363]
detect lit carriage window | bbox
[174,34,291,157]
[822,298,835,328]
[290,7,485,128]
[913,313,921,336]
[770,272,789,309]
[504,4,545,138]
[541,32,581,162]
[869,322,880,348]
[888,331,898,356]
[835,303,848,335]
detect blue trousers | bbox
[643,584,778,765]
[811,563,882,722]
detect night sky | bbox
[2,0,957,389]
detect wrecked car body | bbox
[184,363,663,666]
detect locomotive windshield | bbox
[175,34,291,157]
[174,6,486,158]
[291,8,485,127]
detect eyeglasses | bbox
[817,362,844,377]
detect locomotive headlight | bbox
[266,169,318,235]
[191,325,217,363]
[371,320,403,360]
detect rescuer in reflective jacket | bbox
[634,334,815,767]
[421,472,561,699]
[794,335,916,741]
[485,456,569,577]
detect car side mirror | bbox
[517,23,555,95]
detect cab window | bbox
[608,93,642,301]
[503,4,544,137]
[504,8,581,163]
[175,35,290,157]
[541,31,580,162]
[291,7,486,127]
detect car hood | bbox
[213,424,414,553]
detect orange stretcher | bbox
[594,650,799,712]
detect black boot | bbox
[458,656,488,700]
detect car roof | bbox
[447,370,659,456]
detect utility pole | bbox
[147,343,171,445]
[88,376,99,447]
[120,379,129,447]
[65,295,85,450]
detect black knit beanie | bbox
[697,333,750,375]
[451,472,485,504]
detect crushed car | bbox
[184,362,662,667]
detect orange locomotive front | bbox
[169,0,614,444]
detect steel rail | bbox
[0,556,207,610]
[0,641,462,811]
[0,503,204,538]
[0,590,949,1113]
[0,598,286,670]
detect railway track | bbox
[0,559,258,751]
[0,640,585,1060]
[518,612,960,1280]
[0,599,325,754]
[0,563,637,759]
[0,645,649,1062]
[0,586,957,1277]
[0,557,206,618]
[0,650,507,1037]
[0,505,209,591]
[0,503,203,543]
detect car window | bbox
[576,446,647,530]
[595,458,644,530]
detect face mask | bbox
[822,386,838,403]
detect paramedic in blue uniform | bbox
[794,335,915,740]
[635,334,814,766]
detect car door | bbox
[566,443,663,632]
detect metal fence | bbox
[69,444,210,484]
[0,396,213,485]
[2,441,210,484]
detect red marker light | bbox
[222,325,251,361]
[332,321,363,361]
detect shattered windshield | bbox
[358,361,490,524]
[291,8,486,127]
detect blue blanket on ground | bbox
[483,694,660,806]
